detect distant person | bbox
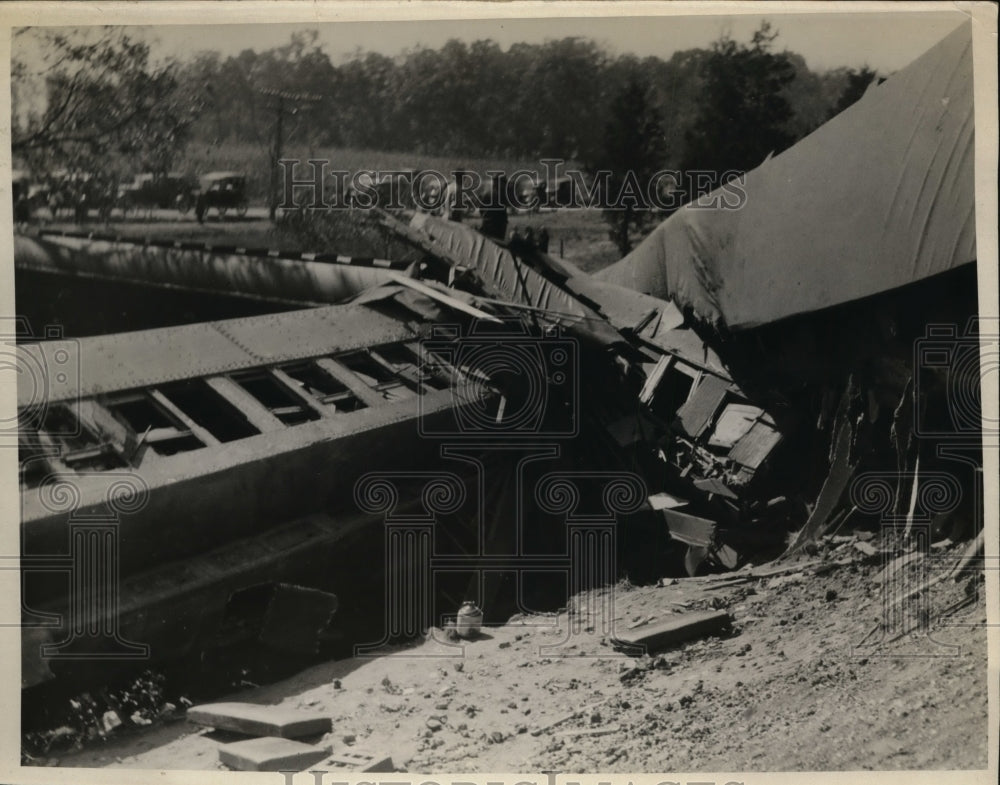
[479,173,509,241]
[537,226,550,253]
[446,171,465,222]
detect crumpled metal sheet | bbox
[560,275,728,375]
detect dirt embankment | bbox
[49,540,989,773]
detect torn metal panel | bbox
[611,610,732,655]
[660,509,717,548]
[559,276,728,375]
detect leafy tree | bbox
[589,77,667,255]
[11,26,866,187]
[829,66,882,117]
[11,28,203,175]
[680,22,797,200]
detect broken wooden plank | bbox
[638,355,671,405]
[186,702,332,738]
[612,609,732,654]
[873,551,923,586]
[744,559,821,579]
[219,737,332,772]
[385,271,502,323]
[705,575,750,589]
[950,529,985,579]
[555,724,622,738]
[530,698,609,736]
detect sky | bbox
[16,9,969,76]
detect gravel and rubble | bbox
[43,536,988,773]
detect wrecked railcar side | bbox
[376,211,796,572]
[17,297,496,689]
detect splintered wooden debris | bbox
[611,609,732,655]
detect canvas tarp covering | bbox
[596,23,975,330]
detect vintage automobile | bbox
[516,174,574,212]
[195,171,250,222]
[345,168,421,210]
[119,172,197,216]
[44,171,118,223]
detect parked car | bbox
[44,171,117,223]
[119,172,197,216]
[344,168,422,210]
[517,174,574,212]
[195,172,249,222]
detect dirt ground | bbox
[48,538,989,773]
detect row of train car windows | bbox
[19,344,454,480]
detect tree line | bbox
[182,27,877,169]
[12,25,879,175]
[11,24,880,250]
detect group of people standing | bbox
[445,172,550,254]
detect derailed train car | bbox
[13,24,985,693]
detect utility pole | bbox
[257,87,322,221]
